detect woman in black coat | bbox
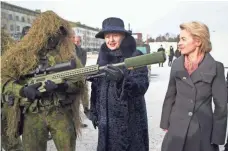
[89,17,149,151]
[160,21,227,151]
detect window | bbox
[27,18,30,23]
[17,26,20,32]
[2,24,7,30]
[9,14,13,20]
[16,16,19,21]
[1,12,6,19]
[10,25,14,31]
[21,17,25,22]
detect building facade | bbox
[72,23,104,51]
[1,2,103,50]
[1,1,40,40]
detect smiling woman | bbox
[104,33,125,50]
[160,21,227,151]
[89,17,149,151]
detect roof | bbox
[69,21,101,31]
[1,1,41,16]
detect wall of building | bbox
[1,2,40,40]
[73,26,104,51]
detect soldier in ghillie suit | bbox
[1,28,24,151]
[1,11,87,151]
[1,28,15,55]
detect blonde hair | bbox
[180,21,211,53]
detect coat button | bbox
[189,99,194,103]
[188,112,193,116]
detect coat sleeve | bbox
[119,50,149,99]
[119,66,149,99]
[90,79,99,118]
[211,62,227,145]
[160,64,177,129]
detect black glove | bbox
[44,80,58,92]
[87,111,98,129]
[20,83,42,100]
[56,81,69,92]
[92,116,98,129]
[7,95,15,106]
[86,73,106,82]
[103,65,124,81]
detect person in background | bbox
[75,36,87,66]
[21,26,31,39]
[160,21,227,151]
[69,30,89,128]
[89,17,149,151]
[174,47,181,58]
[168,46,174,67]
[157,45,165,67]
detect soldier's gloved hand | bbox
[87,111,98,129]
[7,95,15,106]
[44,80,58,92]
[92,116,98,129]
[20,83,42,100]
[86,73,106,82]
[103,65,124,82]
[56,81,69,92]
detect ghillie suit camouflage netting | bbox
[1,11,85,141]
[1,28,15,55]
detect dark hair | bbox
[21,26,31,38]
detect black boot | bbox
[224,142,228,151]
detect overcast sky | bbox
[4,0,228,38]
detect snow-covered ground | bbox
[47,57,172,151]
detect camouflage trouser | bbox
[1,114,23,151]
[80,82,89,110]
[22,107,76,151]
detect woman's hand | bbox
[163,129,168,132]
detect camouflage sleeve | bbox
[2,80,23,99]
[80,82,89,110]
[64,81,81,93]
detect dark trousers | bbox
[225,135,228,151]
[168,60,172,67]
[168,56,173,67]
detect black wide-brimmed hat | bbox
[95,17,131,39]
